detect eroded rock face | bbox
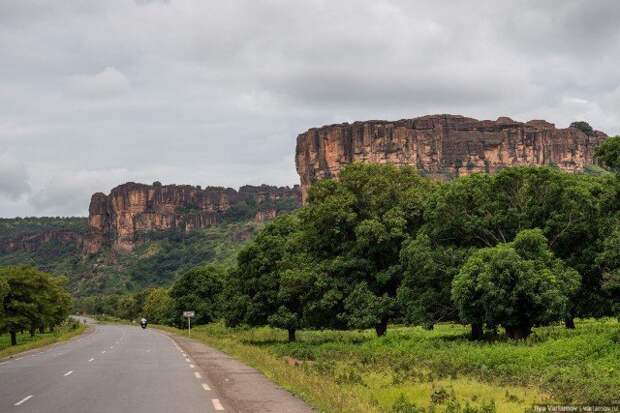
[0,230,84,254]
[85,182,301,253]
[295,114,607,201]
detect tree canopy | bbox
[452,229,580,339]
[169,265,224,326]
[0,266,72,345]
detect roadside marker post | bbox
[183,311,195,337]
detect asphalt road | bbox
[0,320,230,412]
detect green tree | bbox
[143,287,175,324]
[426,166,608,323]
[170,265,224,326]
[224,214,315,341]
[397,233,467,328]
[115,295,138,321]
[0,277,8,320]
[595,224,620,318]
[595,136,620,173]
[0,266,71,345]
[452,229,580,339]
[300,163,434,336]
[570,121,594,136]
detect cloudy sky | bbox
[1,0,620,217]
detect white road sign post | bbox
[183,311,195,337]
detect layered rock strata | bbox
[85,182,301,252]
[295,114,607,201]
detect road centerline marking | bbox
[212,399,224,411]
[89,358,95,362]
[64,370,73,376]
[14,395,33,406]
[194,372,202,379]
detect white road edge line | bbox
[201,383,211,391]
[64,370,73,376]
[185,358,191,362]
[101,350,106,354]
[14,395,33,406]
[88,358,95,362]
[212,399,224,411]
[14,357,23,361]
[194,372,202,379]
[189,364,195,368]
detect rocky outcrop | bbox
[85,182,302,253]
[0,230,84,254]
[295,114,607,201]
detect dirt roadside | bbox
[161,330,314,413]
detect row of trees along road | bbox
[89,134,620,343]
[0,266,72,345]
[222,136,620,341]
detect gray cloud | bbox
[0,0,619,217]
[0,152,30,201]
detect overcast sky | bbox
[1,0,620,217]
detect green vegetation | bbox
[219,164,617,343]
[452,229,580,339]
[0,318,85,359]
[156,318,619,412]
[0,217,87,237]
[0,221,258,302]
[595,135,620,174]
[4,163,620,409]
[570,121,595,136]
[169,265,223,326]
[0,266,72,345]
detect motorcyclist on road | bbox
[140,318,147,328]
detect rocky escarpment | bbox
[295,114,607,200]
[0,229,84,254]
[85,182,302,253]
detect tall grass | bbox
[157,319,619,412]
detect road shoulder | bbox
[160,330,314,413]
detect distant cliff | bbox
[85,182,302,252]
[295,114,607,200]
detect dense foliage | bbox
[0,217,87,237]
[595,136,620,174]
[0,266,72,345]
[452,229,580,339]
[222,164,619,340]
[51,163,620,343]
[0,221,257,298]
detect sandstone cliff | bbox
[0,229,84,254]
[85,182,301,253]
[295,114,607,200]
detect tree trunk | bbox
[10,331,17,346]
[471,323,483,340]
[505,325,532,339]
[29,326,35,337]
[375,318,388,337]
[287,328,296,343]
[39,325,45,334]
[564,317,575,329]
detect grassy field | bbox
[158,318,619,413]
[0,320,87,359]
